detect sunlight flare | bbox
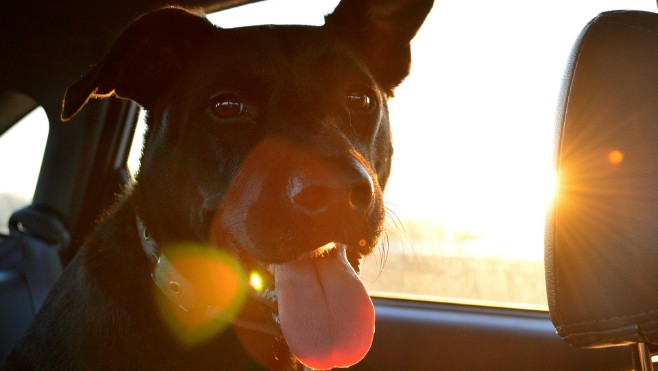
[153,244,247,346]
[249,270,265,292]
[608,150,623,165]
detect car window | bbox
[0,107,49,235]
[129,0,658,310]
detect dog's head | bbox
[61,0,432,368]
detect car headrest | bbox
[547,10,658,349]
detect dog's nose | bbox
[290,184,331,215]
[349,182,375,212]
[288,160,375,216]
[348,161,376,213]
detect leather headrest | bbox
[547,10,658,349]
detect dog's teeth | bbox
[317,242,337,255]
[290,242,342,262]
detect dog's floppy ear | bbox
[61,7,214,122]
[325,0,433,93]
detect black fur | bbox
[3,1,432,369]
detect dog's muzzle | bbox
[138,212,377,370]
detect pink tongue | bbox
[274,251,375,370]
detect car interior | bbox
[1,0,658,370]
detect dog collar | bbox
[135,216,203,313]
[135,215,280,335]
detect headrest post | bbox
[631,343,655,371]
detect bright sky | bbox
[0,108,48,200]
[1,0,656,260]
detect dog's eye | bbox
[345,91,373,112]
[210,93,245,119]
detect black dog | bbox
[3,0,432,369]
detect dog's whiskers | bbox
[373,203,413,276]
[384,204,406,235]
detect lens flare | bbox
[608,150,623,165]
[153,243,247,346]
[249,270,265,292]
